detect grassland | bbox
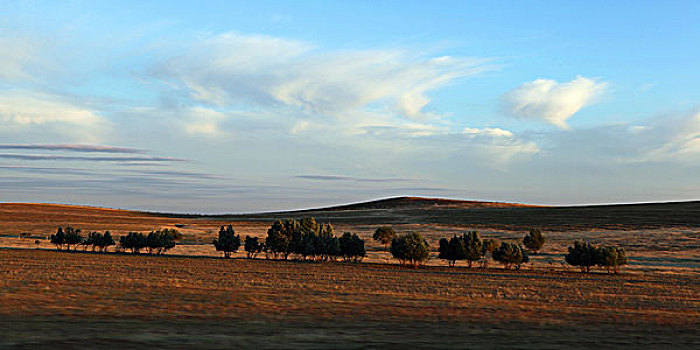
[0,198,698,348]
[1,249,698,349]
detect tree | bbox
[462,231,483,268]
[373,226,396,251]
[50,227,65,250]
[100,231,116,252]
[170,230,184,242]
[596,246,628,274]
[63,226,83,251]
[482,238,499,255]
[438,236,465,267]
[82,232,101,251]
[317,224,340,261]
[492,242,528,269]
[390,232,430,267]
[244,236,264,259]
[265,219,296,259]
[339,232,365,262]
[120,232,147,253]
[213,225,241,258]
[523,228,546,254]
[481,238,500,267]
[565,240,598,273]
[146,229,177,255]
[437,232,483,267]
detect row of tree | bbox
[376,227,538,269]
[46,222,627,273]
[387,227,625,273]
[565,240,628,273]
[213,218,366,262]
[50,227,117,252]
[119,229,180,254]
[437,231,531,269]
[50,226,180,255]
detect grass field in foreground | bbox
[1,249,698,349]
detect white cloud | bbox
[638,111,700,162]
[356,123,538,169]
[0,91,104,128]
[157,32,490,122]
[182,106,227,136]
[457,127,539,167]
[462,127,513,138]
[502,76,607,129]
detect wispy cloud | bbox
[0,35,42,82]
[132,169,225,180]
[156,32,492,127]
[502,76,607,129]
[296,175,413,183]
[0,165,98,176]
[0,144,145,154]
[0,153,186,162]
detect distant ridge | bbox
[296,196,541,212]
[1,197,698,230]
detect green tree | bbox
[596,246,628,274]
[373,226,397,251]
[437,232,483,267]
[390,232,430,267]
[146,229,177,255]
[317,224,340,261]
[339,232,365,262]
[265,219,297,259]
[63,226,83,251]
[462,231,483,268]
[50,227,65,250]
[82,232,101,251]
[100,231,116,252]
[244,236,264,259]
[120,232,147,253]
[492,242,529,269]
[523,228,546,254]
[213,225,241,258]
[437,236,465,267]
[565,240,598,273]
[482,238,499,255]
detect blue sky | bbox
[1,0,698,212]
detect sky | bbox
[1,0,699,213]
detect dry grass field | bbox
[0,198,698,348]
[1,249,698,349]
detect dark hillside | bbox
[209,197,700,230]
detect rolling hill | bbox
[211,196,700,229]
[1,196,698,234]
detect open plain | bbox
[0,198,699,348]
[1,249,698,349]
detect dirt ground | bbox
[1,249,698,349]
[1,202,698,348]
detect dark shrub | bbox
[390,232,430,267]
[492,242,528,269]
[213,225,241,258]
[523,228,546,254]
[339,232,365,262]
